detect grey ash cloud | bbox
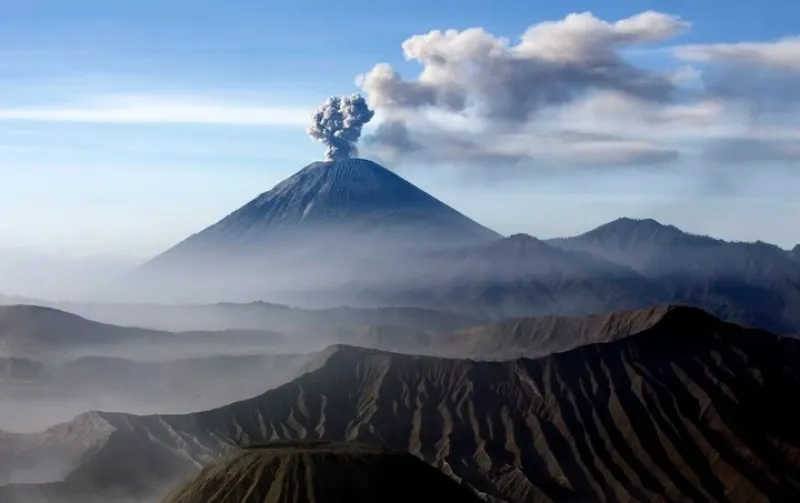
[703,137,800,164]
[356,11,692,167]
[307,94,375,160]
[671,38,800,164]
[353,12,800,172]
[676,38,800,115]
[363,120,420,153]
[359,12,688,121]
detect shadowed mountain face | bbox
[0,304,302,360]
[4,306,800,503]
[161,442,484,503]
[0,303,481,432]
[38,300,483,333]
[791,245,800,262]
[549,217,800,333]
[130,158,500,303]
[0,302,481,357]
[157,158,500,254]
[435,305,680,360]
[0,305,168,359]
[363,233,667,320]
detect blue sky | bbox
[1,0,800,260]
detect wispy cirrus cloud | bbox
[0,95,310,126]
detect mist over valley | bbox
[3,4,800,502]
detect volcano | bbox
[161,442,483,503]
[134,159,500,303]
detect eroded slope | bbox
[3,306,800,502]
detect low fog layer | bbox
[0,302,478,433]
[0,249,140,302]
[0,351,319,433]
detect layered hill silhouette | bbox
[42,300,482,333]
[364,233,666,320]
[549,217,800,333]
[0,305,168,358]
[0,303,479,431]
[161,441,484,503]
[107,154,800,333]
[0,352,319,429]
[0,304,306,360]
[0,302,481,358]
[3,306,800,502]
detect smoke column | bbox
[307,94,375,160]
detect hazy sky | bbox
[1,0,800,260]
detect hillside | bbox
[438,305,679,359]
[21,300,483,334]
[549,218,800,333]
[3,306,800,502]
[162,441,484,503]
[365,233,667,320]
[0,305,169,358]
[0,304,304,360]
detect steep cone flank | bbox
[130,158,501,304]
[162,441,483,503]
[148,158,499,266]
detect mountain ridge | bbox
[161,441,485,503]
[4,305,800,502]
[0,305,170,358]
[363,233,667,320]
[548,217,800,333]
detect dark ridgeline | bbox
[548,217,800,333]
[791,244,800,262]
[161,441,484,503]
[362,233,667,321]
[4,306,800,502]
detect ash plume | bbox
[307,94,375,160]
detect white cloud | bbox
[676,37,800,71]
[0,95,310,126]
[358,11,687,123]
[357,11,698,168]
[357,11,800,170]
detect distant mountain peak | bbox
[593,217,683,237]
[507,233,542,242]
[557,217,720,251]
[145,158,499,268]
[502,233,549,248]
[612,217,666,227]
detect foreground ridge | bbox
[3,306,800,503]
[162,440,484,503]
